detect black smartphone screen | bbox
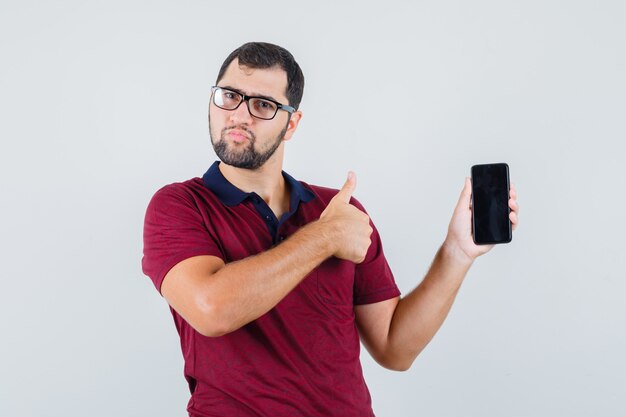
[471,163,512,245]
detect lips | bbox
[226,129,251,143]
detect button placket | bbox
[249,195,279,240]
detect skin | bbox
[208,58,301,219]
[160,59,520,372]
[354,179,519,370]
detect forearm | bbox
[385,243,473,369]
[206,219,334,335]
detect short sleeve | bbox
[350,197,401,305]
[142,184,224,295]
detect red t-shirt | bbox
[142,161,400,417]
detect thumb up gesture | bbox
[319,172,373,264]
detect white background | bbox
[1,1,625,416]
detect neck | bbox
[218,152,288,210]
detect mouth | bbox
[225,129,251,144]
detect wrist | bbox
[441,240,475,268]
[305,218,339,257]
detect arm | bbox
[355,245,470,371]
[374,244,472,371]
[355,179,520,371]
[162,172,371,337]
[163,220,334,337]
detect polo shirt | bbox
[142,161,401,417]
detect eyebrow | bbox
[219,85,281,103]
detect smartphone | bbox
[471,163,512,245]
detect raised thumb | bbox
[336,171,356,204]
[455,177,472,210]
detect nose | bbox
[229,99,254,125]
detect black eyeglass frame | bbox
[210,86,296,120]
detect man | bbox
[142,42,519,417]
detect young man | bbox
[142,42,519,417]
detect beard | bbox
[210,118,288,170]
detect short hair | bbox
[216,42,305,110]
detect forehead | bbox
[219,58,289,102]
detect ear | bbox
[282,111,302,142]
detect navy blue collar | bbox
[202,161,316,207]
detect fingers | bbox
[509,182,519,216]
[509,211,518,230]
[335,171,357,204]
[509,182,519,231]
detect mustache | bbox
[222,125,256,141]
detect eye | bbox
[216,89,241,108]
[252,99,277,115]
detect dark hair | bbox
[216,42,305,110]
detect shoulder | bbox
[146,177,218,218]
[300,182,338,202]
[299,181,367,212]
[149,177,208,205]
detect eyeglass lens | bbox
[213,88,278,120]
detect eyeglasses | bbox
[210,86,295,120]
